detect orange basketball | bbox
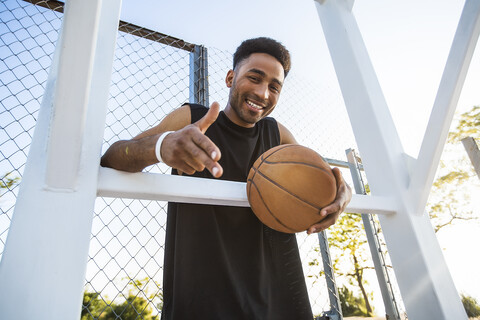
[247,144,337,233]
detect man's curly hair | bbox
[233,37,291,77]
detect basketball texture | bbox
[247,144,337,233]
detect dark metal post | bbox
[317,231,343,320]
[346,148,401,320]
[461,137,480,180]
[189,45,209,107]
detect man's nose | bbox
[254,83,269,101]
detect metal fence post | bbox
[346,148,401,320]
[461,137,480,180]
[190,44,209,107]
[316,231,343,320]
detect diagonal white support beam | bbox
[409,0,480,214]
[314,0,468,319]
[316,2,411,199]
[0,1,121,319]
[97,167,398,215]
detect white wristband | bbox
[155,131,173,163]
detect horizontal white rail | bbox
[97,167,397,215]
[348,194,397,215]
[97,167,249,207]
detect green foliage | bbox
[427,105,480,232]
[82,278,162,320]
[338,286,371,317]
[462,294,480,318]
[327,212,374,315]
[328,212,370,285]
[0,172,19,194]
[448,105,480,143]
[81,292,108,320]
[104,295,157,320]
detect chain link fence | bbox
[0,0,401,318]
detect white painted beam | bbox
[44,0,100,190]
[97,167,397,215]
[97,167,250,207]
[0,1,122,319]
[314,0,410,198]
[314,0,468,319]
[409,0,480,214]
[348,194,397,215]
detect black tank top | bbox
[161,104,313,320]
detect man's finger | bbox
[184,140,223,178]
[320,202,341,218]
[332,167,343,188]
[195,101,220,133]
[191,130,221,162]
[306,214,338,234]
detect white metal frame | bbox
[0,0,478,319]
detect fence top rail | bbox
[23,0,197,52]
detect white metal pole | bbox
[0,0,121,319]
[314,0,467,319]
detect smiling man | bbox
[101,37,351,320]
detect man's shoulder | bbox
[182,103,208,123]
[182,103,208,111]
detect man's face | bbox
[224,53,285,128]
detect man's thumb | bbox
[195,101,220,133]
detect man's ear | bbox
[225,69,234,88]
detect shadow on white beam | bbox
[97,167,397,215]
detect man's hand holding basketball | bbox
[307,168,352,234]
[160,102,223,178]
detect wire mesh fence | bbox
[0,0,402,319]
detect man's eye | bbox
[270,86,280,93]
[248,76,259,82]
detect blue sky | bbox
[120,0,479,157]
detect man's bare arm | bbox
[100,105,191,172]
[278,121,298,145]
[101,103,223,177]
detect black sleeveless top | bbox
[161,104,313,320]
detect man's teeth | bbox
[247,100,263,110]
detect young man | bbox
[101,37,351,319]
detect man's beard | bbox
[229,86,267,125]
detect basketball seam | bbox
[256,170,323,212]
[262,160,333,176]
[248,144,294,199]
[247,175,298,233]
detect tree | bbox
[327,212,375,316]
[82,278,163,320]
[447,105,480,143]
[461,294,480,318]
[338,285,371,317]
[81,292,108,320]
[307,212,376,316]
[427,105,480,232]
